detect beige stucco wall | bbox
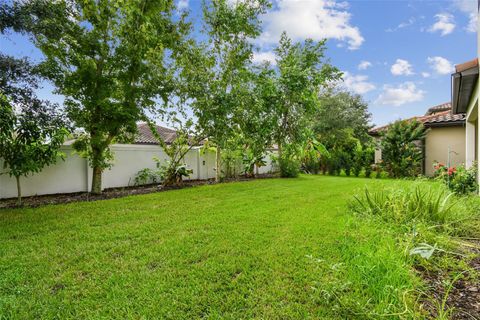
[424,126,466,176]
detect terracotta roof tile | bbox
[135,122,178,144]
[369,102,465,135]
[455,58,478,73]
[425,102,452,115]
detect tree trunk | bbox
[91,166,103,194]
[255,164,259,177]
[277,141,282,159]
[15,175,21,206]
[215,146,221,183]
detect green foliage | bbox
[0,94,68,178]
[349,181,480,318]
[313,89,374,176]
[270,33,341,153]
[433,162,478,195]
[186,0,269,182]
[0,54,69,204]
[5,0,189,193]
[315,89,373,145]
[380,119,427,178]
[134,168,160,186]
[350,186,456,226]
[146,120,200,187]
[156,159,193,186]
[278,147,300,178]
[299,131,329,174]
[242,150,266,177]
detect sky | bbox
[0,0,478,127]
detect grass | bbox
[0,175,443,319]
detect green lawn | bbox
[0,175,423,319]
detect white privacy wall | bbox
[0,144,277,199]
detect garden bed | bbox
[0,173,278,209]
[419,240,480,319]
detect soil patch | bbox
[0,174,278,209]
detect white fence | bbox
[0,144,277,199]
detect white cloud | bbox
[177,0,188,10]
[390,59,414,76]
[375,82,424,106]
[453,0,477,32]
[421,72,431,78]
[260,0,364,50]
[428,13,456,36]
[386,17,415,32]
[427,56,454,74]
[358,60,372,70]
[252,51,277,65]
[341,72,376,94]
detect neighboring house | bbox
[370,102,466,176]
[0,123,278,199]
[451,58,479,181]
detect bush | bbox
[380,119,426,178]
[433,162,477,195]
[279,157,300,178]
[134,168,160,186]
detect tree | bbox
[270,33,340,161]
[0,55,68,205]
[3,0,188,194]
[314,89,373,146]
[187,0,269,182]
[313,89,373,176]
[380,119,427,178]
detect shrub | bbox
[134,168,160,186]
[279,156,300,178]
[433,162,477,195]
[380,119,426,178]
[159,161,193,186]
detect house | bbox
[0,123,278,199]
[451,58,479,180]
[370,102,466,176]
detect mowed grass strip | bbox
[0,175,421,319]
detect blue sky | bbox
[1,0,477,126]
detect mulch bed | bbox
[419,240,480,319]
[0,174,278,209]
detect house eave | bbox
[451,66,479,114]
[423,120,465,128]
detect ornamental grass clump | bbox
[349,186,457,227]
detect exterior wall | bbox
[0,146,89,199]
[424,126,466,176]
[373,137,382,163]
[0,144,277,199]
[465,81,479,184]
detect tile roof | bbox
[135,122,178,144]
[422,110,465,126]
[455,58,478,73]
[369,103,465,135]
[425,102,452,115]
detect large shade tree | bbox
[3,0,188,194]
